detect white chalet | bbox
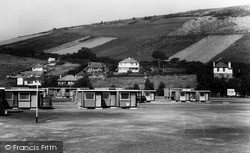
[118,57,140,73]
[213,62,233,79]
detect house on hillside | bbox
[213,62,233,79]
[118,57,140,73]
[17,77,43,86]
[87,62,106,78]
[48,57,56,63]
[57,75,80,86]
[32,63,44,72]
[87,62,106,73]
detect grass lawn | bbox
[0,100,249,153]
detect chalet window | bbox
[223,68,225,72]
[85,92,95,100]
[19,92,30,100]
[120,92,130,100]
[217,68,219,71]
[180,92,185,96]
[200,93,205,96]
[5,92,13,100]
[102,92,109,99]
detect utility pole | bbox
[36,84,39,123]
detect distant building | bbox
[48,57,56,63]
[213,62,233,79]
[32,63,44,72]
[57,75,80,86]
[17,77,43,86]
[118,57,140,73]
[87,62,106,73]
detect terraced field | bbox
[170,34,244,63]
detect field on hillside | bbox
[0,54,46,85]
[0,32,50,46]
[170,34,243,63]
[91,75,197,89]
[45,37,116,55]
[71,17,191,38]
[1,31,87,52]
[92,35,204,60]
[212,34,250,63]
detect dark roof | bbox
[214,62,229,68]
[87,62,105,68]
[120,57,138,63]
[58,75,78,82]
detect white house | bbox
[213,62,233,79]
[17,77,42,86]
[118,57,140,73]
[32,64,44,72]
[48,57,56,63]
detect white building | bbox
[32,64,44,72]
[17,77,42,86]
[213,62,233,79]
[118,57,140,73]
[48,57,56,63]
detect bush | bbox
[156,82,165,96]
[144,79,154,90]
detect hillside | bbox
[0,5,250,63]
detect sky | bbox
[0,0,249,41]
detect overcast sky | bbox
[0,0,249,41]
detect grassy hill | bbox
[0,5,250,63]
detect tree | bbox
[152,51,166,61]
[74,75,93,89]
[156,82,165,96]
[42,76,58,87]
[133,83,140,90]
[144,79,154,90]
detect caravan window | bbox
[85,92,95,100]
[120,92,130,100]
[19,92,30,100]
[5,92,13,100]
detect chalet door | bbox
[131,93,136,107]
[95,93,102,107]
[110,92,116,107]
[13,93,18,108]
[31,94,37,108]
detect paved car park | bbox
[0,100,249,153]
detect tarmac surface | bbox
[0,99,250,153]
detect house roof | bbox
[119,57,138,63]
[87,62,105,68]
[33,64,43,69]
[214,62,229,68]
[58,75,78,82]
[20,71,43,77]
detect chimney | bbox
[60,75,62,79]
[228,62,231,68]
[213,62,216,67]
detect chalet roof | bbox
[58,75,78,82]
[214,62,229,68]
[119,57,138,63]
[87,62,105,68]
